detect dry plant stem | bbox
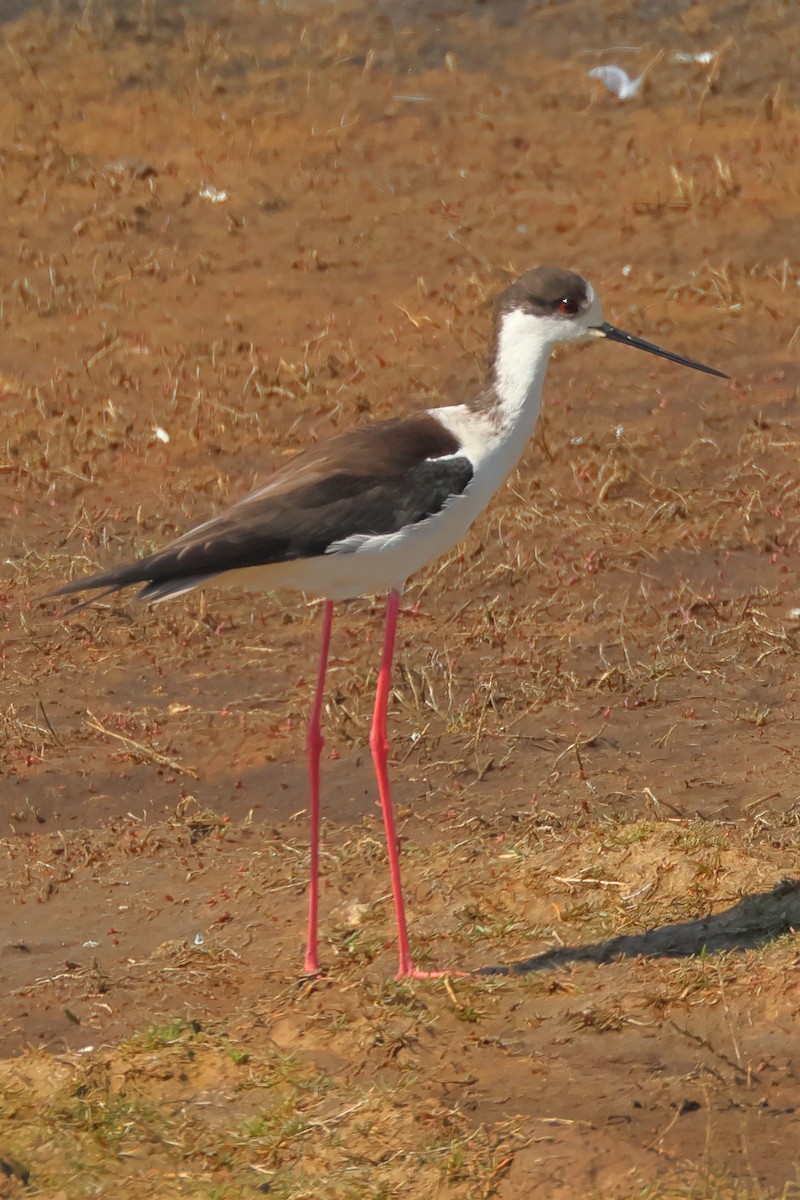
[304,598,334,976]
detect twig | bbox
[85,711,197,777]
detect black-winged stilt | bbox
[49,267,727,979]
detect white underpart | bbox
[193,288,606,602]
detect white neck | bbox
[430,306,561,504]
[490,307,554,440]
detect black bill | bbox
[595,322,728,379]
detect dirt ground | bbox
[1,0,799,1196]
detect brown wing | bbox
[49,413,474,602]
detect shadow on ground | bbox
[481,878,800,975]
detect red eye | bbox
[559,297,579,315]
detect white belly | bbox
[223,488,481,601]
[202,398,545,603]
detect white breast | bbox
[214,310,558,602]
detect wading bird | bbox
[50,267,727,978]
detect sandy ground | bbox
[1,0,799,1196]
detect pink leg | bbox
[304,599,334,976]
[369,589,413,977]
[370,590,460,980]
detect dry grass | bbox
[2,810,798,1197]
[1,0,799,1196]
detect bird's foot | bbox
[300,957,325,982]
[398,603,432,620]
[397,965,472,981]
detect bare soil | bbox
[1,1,799,1196]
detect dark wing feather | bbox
[49,414,474,600]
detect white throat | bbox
[492,307,554,436]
